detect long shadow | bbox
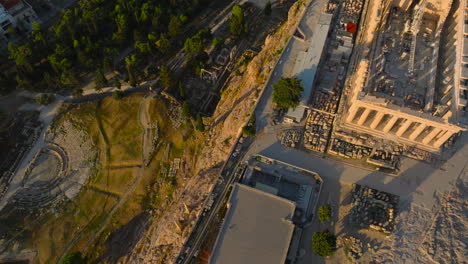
[349,134,468,262]
[98,212,151,263]
[211,87,258,129]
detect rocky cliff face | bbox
[128,1,309,263]
[196,0,306,174]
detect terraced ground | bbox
[0,94,203,263]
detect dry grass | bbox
[24,95,206,263]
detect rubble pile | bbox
[168,103,184,129]
[349,184,399,234]
[401,145,437,164]
[168,158,181,179]
[303,0,365,153]
[145,121,160,166]
[340,0,364,24]
[329,137,372,159]
[342,236,363,261]
[279,128,301,148]
[311,92,340,114]
[367,149,401,170]
[303,110,334,152]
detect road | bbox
[176,135,251,264]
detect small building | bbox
[0,0,38,43]
[209,184,296,264]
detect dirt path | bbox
[139,96,153,165]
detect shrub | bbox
[312,230,336,257]
[36,93,55,105]
[94,69,108,91]
[195,114,205,132]
[318,205,331,222]
[242,125,255,137]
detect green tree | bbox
[182,102,191,118]
[242,113,256,137]
[184,29,210,53]
[264,1,272,16]
[272,77,303,109]
[318,205,331,222]
[159,65,173,89]
[31,21,47,48]
[112,13,129,44]
[230,5,248,36]
[168,15,182,37]
[94,69,108,91]
[195,114,205,132]
[155,33,170,54]
[242,125,255,137]
[312,230,336,257]
[36,93,55,105]
[125,55,138,87]
[184,34,203,53]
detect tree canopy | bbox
[159,65,174,89]
[272,77,303,109]
[4,0,209,92]
[312,230,336,257]
[318,205,331,222]
[94,69,108,91]
[184,29,210,53]
[229,5,248,36]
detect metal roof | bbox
[209,184,296,264]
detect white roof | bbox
[209,184,296,264]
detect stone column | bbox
[421,127,442,145]
[395,119,412,136]
[356,108,371,126]
[382,116,398,133]
[369,111,385,129]
[346,104,360,123]
[408,123,426,141]
[433,130,454,148]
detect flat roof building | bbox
[209,184,296,264]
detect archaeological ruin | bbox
[340,0,467,152]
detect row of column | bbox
[346,106,455,148]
